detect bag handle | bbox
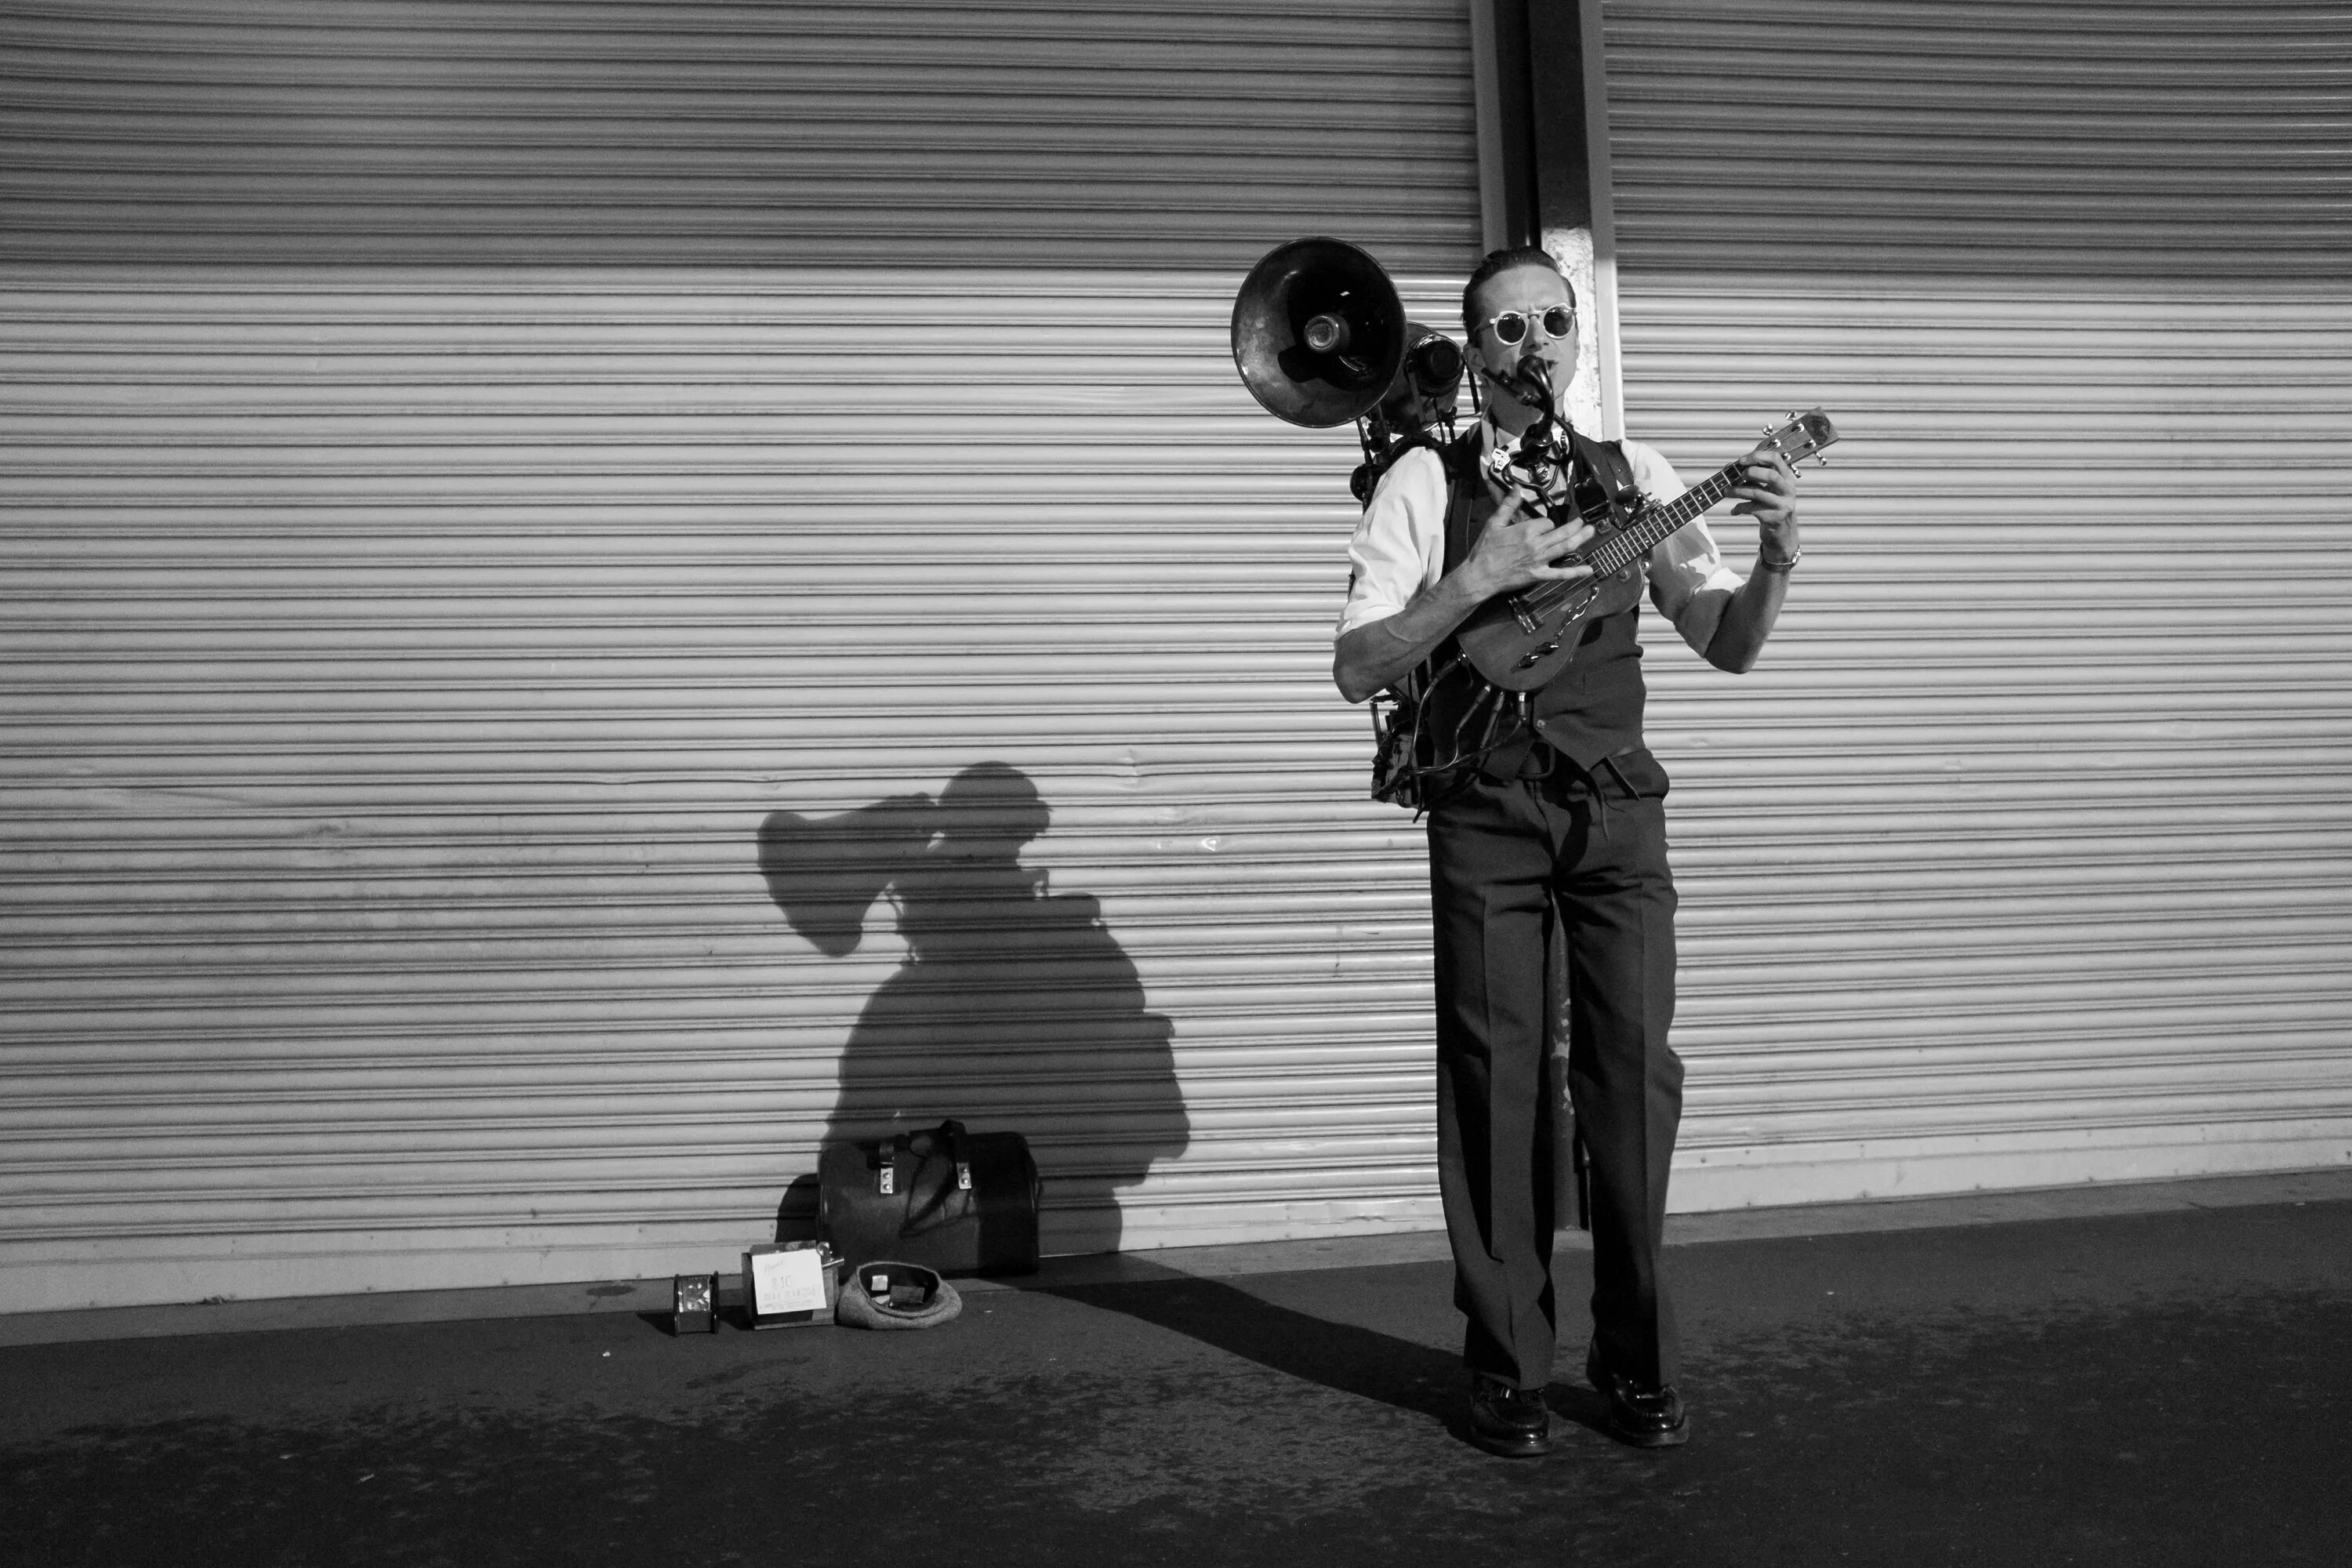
[896,1119,975,1235]
[876,1121,971,1193]
[938,1119,972,1191]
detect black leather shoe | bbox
[1468,1374,1554,1457]
[1585,1341,1690,1449]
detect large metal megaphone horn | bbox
[1230,237,1407,428]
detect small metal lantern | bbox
[672,1272,718,1334]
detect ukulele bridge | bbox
[1505,593,1541,636]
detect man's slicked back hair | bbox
[1461,245,1572,333]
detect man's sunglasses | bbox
[1475,305,1576,346]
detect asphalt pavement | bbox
[5,1176,2349,1567]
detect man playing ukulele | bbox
[1333,245,1802,1455]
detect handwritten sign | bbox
[747,1247,828,1316]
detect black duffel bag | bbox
[817,1120,1040,1276]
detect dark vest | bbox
[1432,426,1650,780]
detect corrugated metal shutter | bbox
[0,1,1483,1312]
[1598,0,2352,1206]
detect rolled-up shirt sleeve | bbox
[1626,438,1745,657]
[1336,445,1450,639]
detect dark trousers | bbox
[1428,766,1684,1390]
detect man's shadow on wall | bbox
[759,762,1189,1253]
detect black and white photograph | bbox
[2,2,2347,1563]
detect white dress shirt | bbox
[1336,420,1747,659]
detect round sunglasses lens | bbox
[1541,307,1575,338]
[1490,313,1528,345]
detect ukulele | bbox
[1454,395,1839,691]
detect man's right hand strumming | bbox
[1456,488,1598,599]
[1333,487,1595,705]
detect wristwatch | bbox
[1758,550,1802,575]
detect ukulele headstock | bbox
[1758,408,1839,468]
